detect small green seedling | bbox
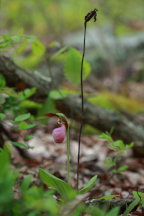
[100,131,134,174]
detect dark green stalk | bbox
[76,21,87,190]
[66,127,70,185]
[76,9,98,190]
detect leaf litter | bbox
[10,120,144,215]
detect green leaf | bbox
[79,175,97,194]
[21,175,32,193]
[113,140,125,150]
[2,35,10,41]
[14,113,31,123]
[19,122,36,130]
[56,112,67,119]
[132,191,144,199]
[39,168,76,199]
[0,113,6,120]
[110,127,114,135]
[11,35,21,43]
[14,39,27,57]
[64,48,91,86]
[98,195,119,200]
[50,47,67,61]
[49,41,60,48]
[37,97,57,120]
[0,87,17,97]
[104,157,114,167]
[23,88,36,99]
[20,100,42,109]
[113,165,128,174]
[100,133,113,142]
[49,90,66,100]
[24,134,34,141]
[126,142,134,149]
[11,142,28,149]
[0,74,6,87]
[106,207,120,216]
[31,39,45,57]
[123,199,140,216]
[92,206,105,216]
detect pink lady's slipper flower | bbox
[52,125,66,143]
[44,113,68,144]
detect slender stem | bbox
[66,127,70,185]
[76,22,87,190]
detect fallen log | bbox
[0,55,144,155]
[0,55,53,94]
[0,123,32,159]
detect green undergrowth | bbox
[0,146,121,216]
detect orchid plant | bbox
[39,9,98,200]
[39,112,97,200]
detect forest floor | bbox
[11,120,144,215]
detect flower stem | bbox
[76,21,87,190]
[66,127,70,185]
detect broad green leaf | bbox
[79,175,97,194]
[106,207,120,216]
[64,48,91,86]
[123,199,140,216]
[14,113,31,123]
[98,195,119,200]
[39,168,76,199]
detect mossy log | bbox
[1,55,144,156]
